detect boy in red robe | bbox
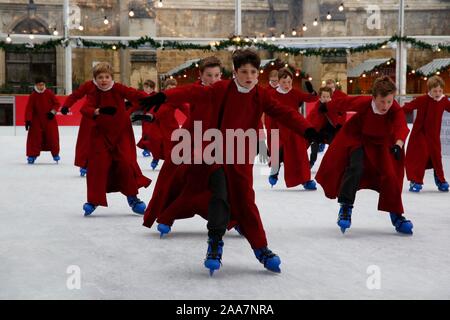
[141,56,228,237]
[60,80,96,176]
[141,50,319,275]
[315,76,413,235]
[80,62,151,216]
[25,77,60,164]
[403,75,450,192]
[136,79,157,158]
[267,68,318,189]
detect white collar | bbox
[371,99,387,115]
[428,92,445,102]
[269,83,279,89]
[34,86,45,93]
[276,86,291,94]
[93,79,115,92]
[234,78,257,93]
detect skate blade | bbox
[340,227,346,234]
[209,269,215,276]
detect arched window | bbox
[5,2,56,93]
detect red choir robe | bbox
[25,88,60,157]
[144,80,312,249]
[307,89,348,133]
[403,94,450,184]
[315,96,410,214]
[80,83,151,206]
[268,88,317,187]
[63,80,96,168]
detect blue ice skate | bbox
[434,174,449,192]
[337,204,353,234]
[253,247,281,273]
[127,196,146,214]
[83,202,97,216]
[53,155,60,163]
[409,181,422,193]
[27,156,37,164]
[303,180,317,190]
[318,143,325,152]
[268,173,278,187]
[142,149,151,157]
[204,238,224,276]
[390,213,413,235]
[150,159,159,170]
[157,223,171,238]
[79,167,87,177]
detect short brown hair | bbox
[164,78,177,89]
[372,76,396,97]
[199,56,222,73]
[143,79,156,89]
[427,75,445,90]
[325,79,336,86]
[278,68,293,80]
[269,70,279,78]
[319,86,332,96]
[92,62,113,78]
[232,49,261,70]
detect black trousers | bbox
[207,168,230,240]
[309,122,339,166]
[338,147,364,205]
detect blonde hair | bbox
[427,75,445,90]
[93,62,113,78]
[164,78,177,89]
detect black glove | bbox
[125,100,132,109]
[131,114,155,123]
[318,102,328,113]
[25,121,31,131]
[98,106,117,115]
[390,144,402,161]
[60,106,69,115]
[305,81,317,95]
[47,111,55,120]
[304,127,319,143]
[139,92,166,112]
[335,124,342,131]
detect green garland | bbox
[0,34,448,56]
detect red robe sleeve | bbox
[261,89,311,136]
[293,88,319,103]
[402,96,422,114]
[327,95,372,114]
[25,92,35,122]
[63,81,92,109]
[47,90,60,111]
[444,96,450,113]
[164,84,204,107]
[80,94,98,119]
[391,101,410,142]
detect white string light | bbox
[313,18,318,26]
[302,24,307,31]
[339,3,344,12]
[103,16,109,25]
[6,34,11,43]
[157,0,163,8]
[129,9,135,17]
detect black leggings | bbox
[207,168,230,240]
[338,147,364,205]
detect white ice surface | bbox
[0,126,449,300]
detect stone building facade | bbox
[0,0,448,93]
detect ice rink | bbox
[1,126,449,300]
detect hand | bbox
[25,121,31,131]
[98,106,117,115]
[139,92,166,112]
[131,114,155,123]
[257,140,269,164]
[305,81,316,95]
[47,111,56,120]
[304,127,319,143]
[390,144,402,161]
[318,102,328,113]
[60,106,69,115]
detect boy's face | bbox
[234,63,258,90]
[326,82,336,91]
[95,72,113,90]
[35,82,46,91]
[373,93,395,115]
[143,85,154,94]
[319,91,331,103]
[429,86,443,100]
[269,77,279,88]
[278,76,292,92]
[200,66,222,86]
